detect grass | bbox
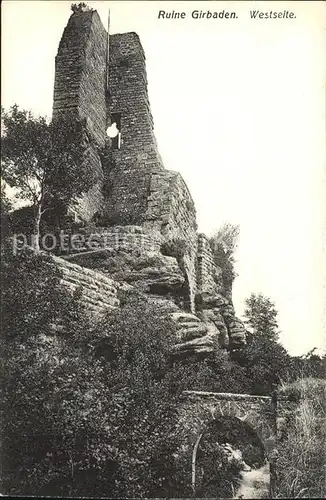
[276,377,326,498]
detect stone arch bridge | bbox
[177,390,289,497]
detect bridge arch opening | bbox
[192,416,270,498]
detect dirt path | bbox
[234,463,270,499]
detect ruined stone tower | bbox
[52,5,247,354]
[53,8,107,220]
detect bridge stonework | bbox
[178,391,279,496]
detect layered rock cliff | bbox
[49,7,247,354]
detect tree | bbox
[233,293,290,394]
[244,292,279,342]
[177,348,252,395]
[1,105,98,250]
[288,350,326,381]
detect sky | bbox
[1,0,325,355]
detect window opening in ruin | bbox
[106,113,121,149]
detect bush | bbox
[179,349,252,395]
[210,223,240,258]
[196,441,244,498]
[161,237,189,262]
[209,223,240,290]
[0,244,86,340]
[1,252,185,497]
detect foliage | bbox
[1,250,185,497]
[276,378,326,498]
[71,2,93,13]
[2,240,325,498]
[0,244,86,340]
[231,293,290,394]
[210,223,240,259]
[1,105,98,248]
[0,183,12,214]
[209,223,240,290]
[196,441,244,498]
[1,183,12,243]
[233,337,290,395]
[244,292,279,342]
[191,292,324,396]
[161,237,189,263]
[287,350,326,381]
[180,335,290,396]
[179,348,252,395]
[1,336,111,497]
[90,294,184,497]
[175,289,291,396]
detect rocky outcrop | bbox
[143,170,198,313]
[145,297,217,356]
[64,229,185,299]
[199,308,230,349]
[54,256,120,315]
[51,253,215,354]
[48,8,247,356]
[108,253,186,297]
[196,233,247,349]
[221,302,248,348]
[59,225,247,352]
[171,312,218,356]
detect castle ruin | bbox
[51,6,247,356]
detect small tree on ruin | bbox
[209,223,240,293]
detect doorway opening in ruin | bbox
[192,416,269,499]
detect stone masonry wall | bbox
[103,31,199,311]
[197,233,222,299]
[53,10,107,146]
[57,225,162,256]
[103,32,165,225]
[141,169,198,312]
[53,10,107,221]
